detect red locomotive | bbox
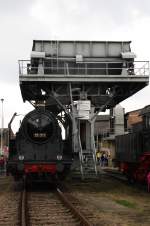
[116,105,150,184]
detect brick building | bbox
[125,108,142,131]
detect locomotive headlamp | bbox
[18,155,24,160]
[57,155,62,160]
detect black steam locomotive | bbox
[7,108,73,182]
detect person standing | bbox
[0,156,4,174]
[101,154,105,167]
[96,151,101,165]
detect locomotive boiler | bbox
[7,108,73,182]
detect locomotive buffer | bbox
[19,40,149,179]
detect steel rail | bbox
[56,188,92,226]
[19,189,28,226]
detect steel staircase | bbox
[67,64,98,180]
[78,133,98,180]
[80,150,98,179]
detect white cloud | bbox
[121,85,150,112]
[118,13,150,112]
[0,0,150,128]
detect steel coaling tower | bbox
[19,40,149,179]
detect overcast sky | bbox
[0,0,150,129]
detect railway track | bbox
[103,168,128,183]
[19,185,93,226]
[0,192,20,225]
[0,177,21,226]
[103,168,147,191]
